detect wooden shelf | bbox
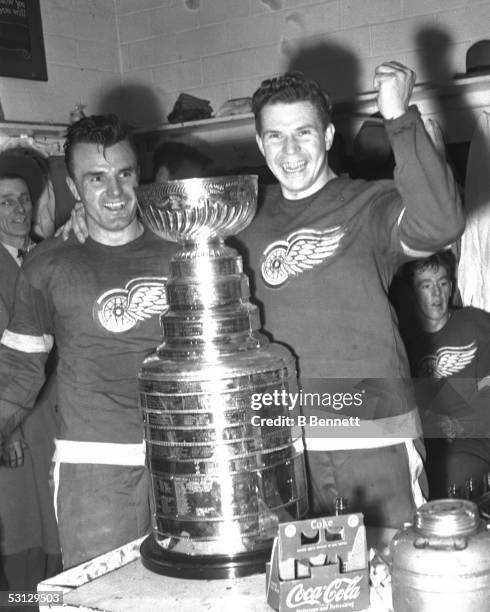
[135,73,490,156]
[135,112,255,137]
[0,120,68,139]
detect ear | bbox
[255,133,265,158]
[66,176,81,202]
[324,123,335,151]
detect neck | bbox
[88,219,144,246]
[281,165,338,201]
[319,165,338,187]
[0,234,29,249]
[419,312,450,333]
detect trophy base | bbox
[140,535,270,579]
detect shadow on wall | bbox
[285,41,360,106]
[415,25,476,184]
[98,84,165,129]
[284,41,360,175]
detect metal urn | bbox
[136,175,308,579]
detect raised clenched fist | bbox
[373,61,416,120]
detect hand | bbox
[1,439,27,468]
[54,201,89,243]
[373,61,416,120]
[439,415,465,442]
[477,375,490,391]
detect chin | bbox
[282,178,311,194]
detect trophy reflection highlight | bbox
[136,175,308,579]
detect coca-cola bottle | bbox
[334,496,349,515]
[447,483,458,498]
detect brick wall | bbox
[1,1,489,126]
[117,0,490,128]
[0,0,121,124]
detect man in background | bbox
[153,141,212,182]
[0,115,177,568]
[0,172,61,595]
[235,61,464,527]
[402,250,490,498]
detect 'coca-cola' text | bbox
[285,575,363,609]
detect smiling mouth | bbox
[281,160,307,174]
[104,201,126,211]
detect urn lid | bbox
[415,499,480,537]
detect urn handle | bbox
[413,535,468,551]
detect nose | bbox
[432,284,441,297]
[107,176,122,197]
[14,199,27,214]
[283,134,300,154]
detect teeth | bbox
[282,161,306,173]
[104,201,125,210]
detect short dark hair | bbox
[0,173,28,184]
[64,114,134,179]
[153,141,212,179]
[403,250,456,287]
[252,72,332,133]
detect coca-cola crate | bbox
[266,513,369,611]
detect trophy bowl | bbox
[136,175,258,243]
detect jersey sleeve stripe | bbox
[1,330,54,353]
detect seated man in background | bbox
[401,250,490,498]
[0,114,177,568]
[0,172,61,593]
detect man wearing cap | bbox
[0,171,61,593]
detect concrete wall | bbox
[117,0,490,128]
[0,0,121,123]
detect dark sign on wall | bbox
[0,0,47,81]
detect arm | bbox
[374,61,465,254]
[0,293,9,335]
[0,348,49,438]
[0,269,52,453]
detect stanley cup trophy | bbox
[136,175,308,579]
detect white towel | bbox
[458,111,490,310]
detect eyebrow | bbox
[0,190,30,198]
[416,275,449,284]
[82,166,136,180]
[262,128,282,135]
[263,122,316,134]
